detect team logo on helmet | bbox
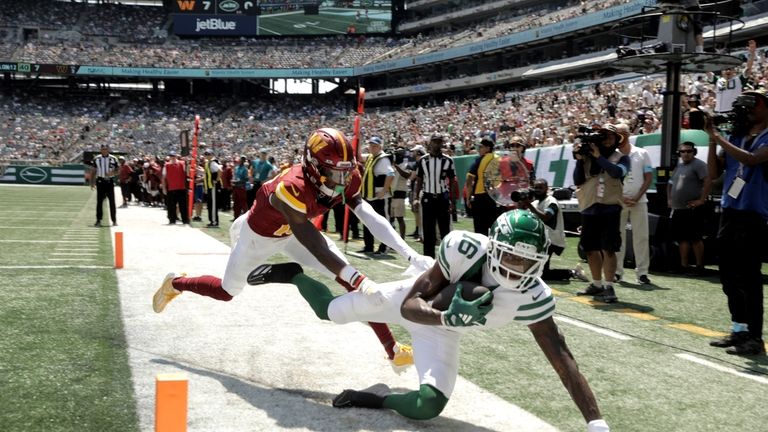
[302,128,356,198]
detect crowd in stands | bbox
[0,0,661,69]
[3,43,767,167]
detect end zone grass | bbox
[0,186,138,432]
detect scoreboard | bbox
[173,0,259,15]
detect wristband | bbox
[339,265,363,287]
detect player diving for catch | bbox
[248,209,610,431]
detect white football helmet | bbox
[486,209,550,291]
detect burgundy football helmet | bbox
[302,128,356,198]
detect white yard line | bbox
[0,211,80,214]
[47,258,96,261]
[554,316,633,340]
[0,240,98,243]
[0,265,112,269]
[675,354,768,385]
[0,226,89,229]
[51,252,99,256]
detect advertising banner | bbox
[173,14,258,36]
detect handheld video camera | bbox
[574,126,603,157]
[510,188,532,202]
[393,147,407,164]
[711,94,757,134]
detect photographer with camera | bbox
[572,124,631,303]
[706,88,768,356]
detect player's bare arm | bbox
[269,192,346,275]
[400,264,450,325]
[529,317,603,424]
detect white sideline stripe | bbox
[379,261,405,269]
[47,258,96,261]
[0,265,112,269]
[676,354,768,385]
[346,251,370,259]
[51,252,98,256]
[0,240,98,243]
[554,316,633,340]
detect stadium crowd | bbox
[0,0,676,69]
[4,45,767,167]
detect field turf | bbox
[1,184,766,432]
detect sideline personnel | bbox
[91,144,119,227]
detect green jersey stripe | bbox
[437,248,449,274]
[460,256,485,282]
[514,304,556,322]
[518,295,554,311]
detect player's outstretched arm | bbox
[529,317,610,432]
[349,196,433,271]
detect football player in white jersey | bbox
[248,210,609,431]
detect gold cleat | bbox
[390,342,414,374]
[152,272,183,313]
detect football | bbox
[429,281,492,311]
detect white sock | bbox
[593,279,602,287]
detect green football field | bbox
[258,7,391,36]
[1,185,766,432]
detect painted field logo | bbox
[219,0,239,12]
[19,167,48,184]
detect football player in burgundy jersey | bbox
[153,128,434,370]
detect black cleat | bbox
[595,286,618,303]
[725,338,766,356]
[332,383,391,409]
[710,331,750,348]
[576,283,605,296]
[247,263,303,285]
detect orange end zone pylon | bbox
[114,231,123,269]
[155,373,188,432]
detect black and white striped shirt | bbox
[416,153,455,195]
[94,154,118,179]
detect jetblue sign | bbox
[173,14,257,36]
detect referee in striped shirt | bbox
[413,134,456,258]
[91,144,119,227]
